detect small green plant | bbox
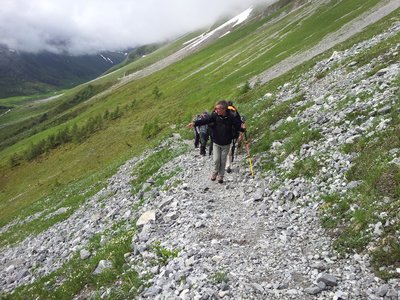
[260,155,276,172]
[150,241,179,266]
[240,81,252,94]
[320,193,351,229]
[152,86,163,99]
[288,157,320,179]
[142,119,161,140]
[211,270,229,284]
[315,70,328,80]
[371,236,400,280]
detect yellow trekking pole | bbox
[244,131,254,178]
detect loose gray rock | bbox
[80,249,91,260]
[317,273,338,287]
[93,260,113,274]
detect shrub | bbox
[142,119,161,140]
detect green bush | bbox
[142,119,161,140]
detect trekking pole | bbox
[244,131,255,178]
[231,139,236,162]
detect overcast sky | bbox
[0,0,268,55]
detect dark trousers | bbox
[199,132,208,156]
[194,129,200,148]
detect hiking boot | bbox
[211,172,218,181]
[217,176,224,184]
[200,146,206,156]
[226,167,232,173]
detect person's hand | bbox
[241,122,246,130]
[187,122,194,128]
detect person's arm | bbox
[232,114,246,132]
[240,121,246,132]
[187,114,213,128]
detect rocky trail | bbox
[128,145,398,299]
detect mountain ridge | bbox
[0,46,129,98]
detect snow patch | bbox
[99,54,113,64]
[0,109,11,118]
[183,7,253,50]
[219,31,231,39]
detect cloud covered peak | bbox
[0,0,269,55]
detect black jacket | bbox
[194,111,243,146]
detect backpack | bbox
[227,104,242,139]
[196,112,209,135]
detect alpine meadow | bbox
[0,0,399,299]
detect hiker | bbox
[225,101,243,173]
[195,111,210,156]
[192,114,200,148]
[188,100,245,183]
[208,125,214,156]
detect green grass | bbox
[372,236,400,280]
[288,157,320,179]
[131,142,188,194]
[0,156,125,248]
[2,224,141,300]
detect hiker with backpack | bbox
[192,114,200,149]
[195,111,210,156]
[188,100,245,184]
[225,101,243,173]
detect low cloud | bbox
[0,0,268,55]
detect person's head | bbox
[214,100,228,116]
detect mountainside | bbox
[0,0,399,299]
[0,46,128,98]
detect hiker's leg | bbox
[218,144,231,176]
[225,144,233,170]
[200,145,206,156]
[199,133,207,155]
[194,130,199,148]
[212,143,222,174]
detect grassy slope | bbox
[0,0,387,245]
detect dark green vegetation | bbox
[1,0,399,298]
[0,50,128,98]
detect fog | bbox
[0,0,269,55]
